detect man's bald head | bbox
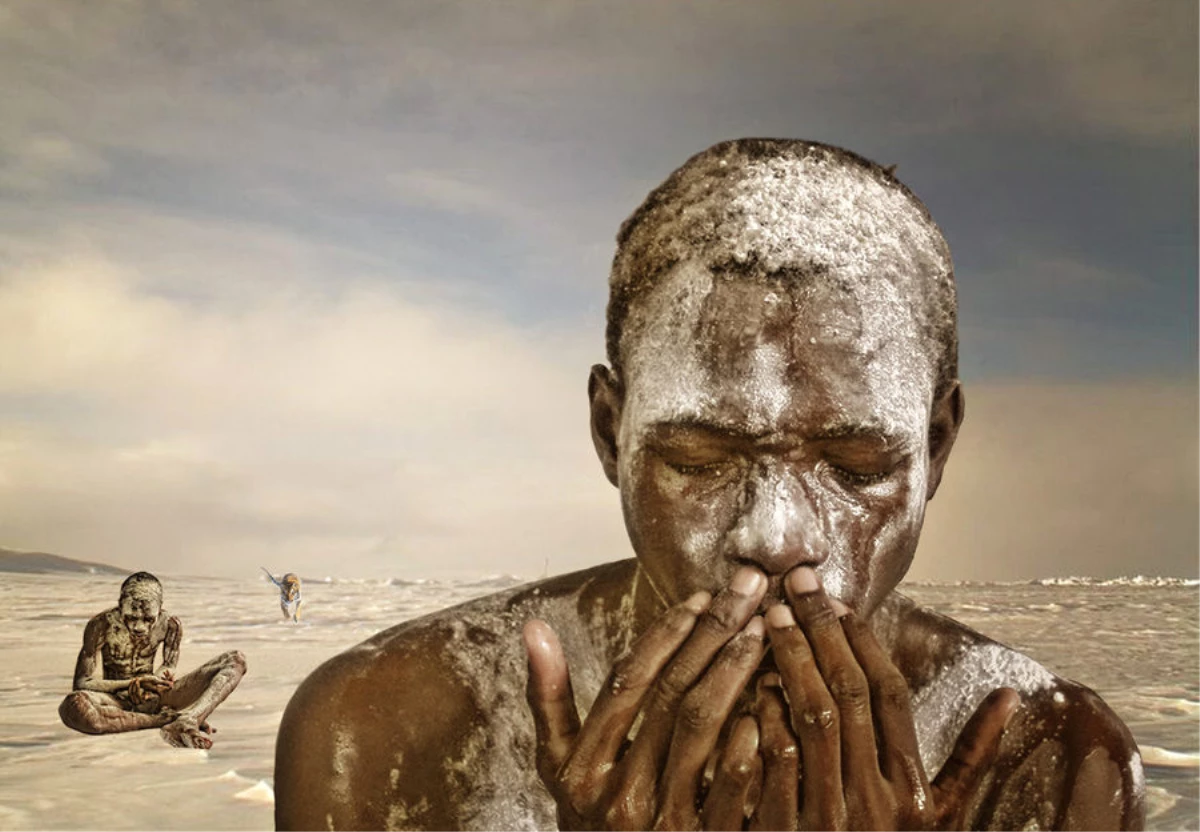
[607,138,958,399]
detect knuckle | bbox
[697,602,741,635]
[607,655,647,697]
[716,631,764,665]
[763,742,800,765]
[875,672,912,710]
[797,701,839,736]
[605,785,654,829]
[677,693,717,732]
[654,666,696,704]
[555,764,593,807]
[720,754,755,781]
[773,639,814,670]
[827,667,870,713]
[803,602,841,633]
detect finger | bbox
[658,617,767,827]
[702,716,760,832]
[583,592,712,767]
[623,567,768,789]
[751,676,798,832]
[840,611,932,822]
[785,570,885,799]
[932,687,1020,825]
[786,573,902,829]
[524,619,582,787]
[765,603,846,831]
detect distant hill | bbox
[0,547,127,575]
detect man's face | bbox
[119,593,161,640]
[610,261,942,616]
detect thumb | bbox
[524,619,581,788]
[932,687,1020,826]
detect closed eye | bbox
[828,465,890,486]
[666,461,726,476]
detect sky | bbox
[0,0,1195,581]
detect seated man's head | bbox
[119,571,163,640]
[589,138,962,617]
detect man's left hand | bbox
[756,567,1020,830]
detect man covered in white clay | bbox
[275,139,1143,830]
[60,571,247,749]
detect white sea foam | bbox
[233,780,275,804]
[1140,745,1200,768]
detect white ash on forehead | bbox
[608,138,958,395]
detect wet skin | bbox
[523,269,1019,829]
[597,266,948,617]
[275,262,1143,830]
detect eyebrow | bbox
[810,420,897,441]
[645,418,910,448]
[643,419,770,443]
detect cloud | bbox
[0,1,1192,583]
[0,250,627,578]
[1,248,1192,582]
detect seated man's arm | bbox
[72,616,129,694]
[158,615,182,678]
[274,633,479,831]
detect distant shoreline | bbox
[1,549,1194,588]
[0,547,127,575]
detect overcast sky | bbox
[0,1,1195,581]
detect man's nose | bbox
[724,464,826,576]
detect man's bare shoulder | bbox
[275,560,639,831]
[880,592,1144,829]
[77,612,112,657]
[96,607,120,626]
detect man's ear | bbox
[926,381,964,501]
[588,364,623,488]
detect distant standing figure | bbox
[59,571,247,749]
[263,568,302,622]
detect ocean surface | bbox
[0,572,1195,830]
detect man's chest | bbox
[101,627,158,669]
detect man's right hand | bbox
[128,674,173,708]
[524,566,769,831]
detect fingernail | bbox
[743,616,765,638]
[829,597,850,618]
[522,620,552,652]
[731,567,765,596]
[684,591,711,613]
[786,567,819,595]
[766,603,795,629]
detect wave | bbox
[1140,745,1200,768]
[233,780,275,804]
[905,575,1198,588]
[1032,576,1199,588]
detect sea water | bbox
[0,573,1194,830]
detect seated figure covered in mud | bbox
[275,139,1143,830]
[59,571,247,749]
